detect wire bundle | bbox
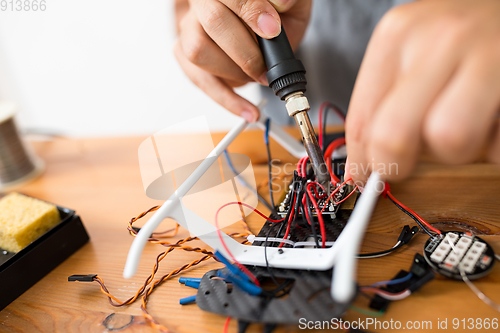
[382,183,442,237]
[85,205,254,332]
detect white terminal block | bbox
[460,241,487,274]
[444,236,471,268]
[430,233,458,263]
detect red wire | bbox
[386,191,442,235]
[296,157,307,177]
[215,202,286,286]
[321,102,347,123]
[335,185,358,205]
[301,157,308,177]
[301,194,312,226]
[223,317,231,333]
[306,183,326,248]
[319,104,324,150]
[320,178,352,214]
[308,181,327,197]
[218,202,285,223]
[279,191,296,248]
[319,102,346,150]
[324,137,346,184]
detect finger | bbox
[367,40,463,182]
[346,7,413,185]
[179,11,252,85]
[217,0,281,38]
[487,118,500,163]
[174,41,260,122]
[424,48,500,164]
[278,0,312,50]
[191,0,269,82]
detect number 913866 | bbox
[1,0,46,11]
[452,318,498,330]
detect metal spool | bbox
[0,102,43,189]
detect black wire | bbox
[276,174,299,238]
[265,119,276,213]
[290,180,304,229]
[264,222,282,287]
[321,103,345,152]
[276,192,293,238]
[279,178,303,238]
[357,243,405,257]
[387,195,434,237]
[304,191,320,248]
[321,104,329,152]
[263,222,295,297]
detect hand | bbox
[346,0,500,186]
[173,0,312,123]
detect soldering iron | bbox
[257,28,331,192]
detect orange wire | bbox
[90,204,253,331]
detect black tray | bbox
[0,206,89,310]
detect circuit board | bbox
[196,166,360,325]
[423,231,495,280]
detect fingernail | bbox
[241,110,256,123]
[259,73,268,86]
[257,13,281,38]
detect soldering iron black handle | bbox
[257,28,307,100]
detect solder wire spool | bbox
[0,102,44,189]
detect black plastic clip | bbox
[68,274,97,282]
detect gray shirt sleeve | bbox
[260,0,413,125]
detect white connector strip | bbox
[460,241,486,274]
[430,233,458,263]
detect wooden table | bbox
[0,129,499,333]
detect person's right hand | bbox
[173,0,312,123]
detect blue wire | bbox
[179,295,197,305]
[264,118,270,145]
[369,272,413,288]
[223,150,242,179]
[223,150,273,211]
[214,251,251,282]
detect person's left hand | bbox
[345,0,500,186]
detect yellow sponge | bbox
[0,193,60,253]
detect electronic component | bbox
[195,170,360,325]
[276,180,356,218]
[68,274,97,282]
[196,267,350,325]
[423,231,495,280]
[369,253,434,312]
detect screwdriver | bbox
[257,28,331,192]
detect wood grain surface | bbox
[0,128,499,333]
